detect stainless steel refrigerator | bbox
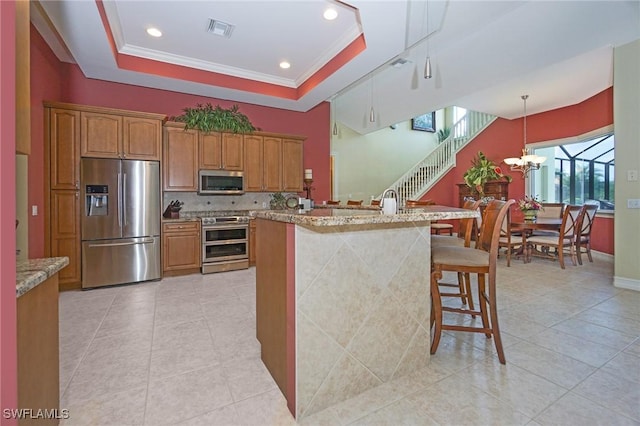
[81,158,161,289]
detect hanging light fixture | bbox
[332,98,338,135]
[504,95,546,176]
[424,0,432,79]
[369,76,375,122]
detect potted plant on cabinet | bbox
[463,151,512,198]
[172,103,258,133]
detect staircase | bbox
[379,110,496,204]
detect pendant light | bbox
[332,99,338,135]
[369,75,375,123]
[424,0,432,79]
[504,95,546,176]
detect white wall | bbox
[331,111,443,203]
[614,39,640,290]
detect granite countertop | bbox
[253,205,478,226]
[16,257,69,298]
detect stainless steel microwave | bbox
[198,170,244,195]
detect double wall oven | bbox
[201,216,250,274]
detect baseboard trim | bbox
[613,276,640,291]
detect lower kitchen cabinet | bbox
[162,221,201,275]
[249,219,256,266]
[50,190,81,289]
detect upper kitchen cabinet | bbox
[123,117,163,160]
[244,133,305,192]
[164,122,199,191]
[282,138,304,192]
[81,112,163,161]
[199,132,244,171]
[80,112,122,158]
[48,108,80,191]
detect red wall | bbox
[1,2,18,423]
[28,27,331,257]
[425,88,614,254]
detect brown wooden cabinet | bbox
[199,132,244,170]
[80,112,122,158]
[263,136,283,192]
[456,180,510,207]
[162,221,201,274]
[81,113,162,160]
[50,191,81,288]
[249,219,256,266]
[244,133,305,192]
[123,116,162,160]
[17,274,60,426]
[164,123,199,191]
[282,138,303,192]
[49,108,80,191]
[243,134,264,191]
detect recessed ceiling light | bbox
[146,27,162,37]
[323,8,338,21]
[279,61,291,69]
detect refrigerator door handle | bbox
[117,172,122,227]
[123,172,128,226]
[88,238,155,248]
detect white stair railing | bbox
[379,110,496,205]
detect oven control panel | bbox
[201,216,250,226]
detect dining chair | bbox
[346,200,363,206]
[576,202,599,264]
[370,199,380,207]
[430,199,515,364]
[431,199,482,311]
[326,200,340,205]
[526,204,582,269]
[533,203,564,237]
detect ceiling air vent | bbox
[207,19,234,38]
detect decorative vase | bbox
[522,209,538,222]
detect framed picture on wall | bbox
[411,112,436,132]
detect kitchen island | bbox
[253,206,478,420]
[16,257,68,425]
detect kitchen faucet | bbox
[380,189,399,213]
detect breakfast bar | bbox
[253,206,478,420]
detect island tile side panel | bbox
[294,222,431,419]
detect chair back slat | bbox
[459,199,482,247]
[580,203,599,235]
[561,205,582,239]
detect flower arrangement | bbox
[463,151,512,197]
[517,196,543,211]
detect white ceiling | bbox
[32,0,640,134]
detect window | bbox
[531,134,614,210]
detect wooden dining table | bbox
[511,218,563,263]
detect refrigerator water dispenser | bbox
[86,185,108,216]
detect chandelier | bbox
[504,95,546,176]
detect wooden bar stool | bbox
[430,199,515,364]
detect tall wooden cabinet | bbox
[44,102,165,290]
[46,108,81,288]
[163,122,199,191]
[282,138,303,192]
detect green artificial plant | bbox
[436,127,451,143]
[463,151,512,197]
[172,103,258,133]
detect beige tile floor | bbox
[59,252,640,425]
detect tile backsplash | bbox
[162,192,298,212]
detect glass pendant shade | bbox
[504,95,546,176]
